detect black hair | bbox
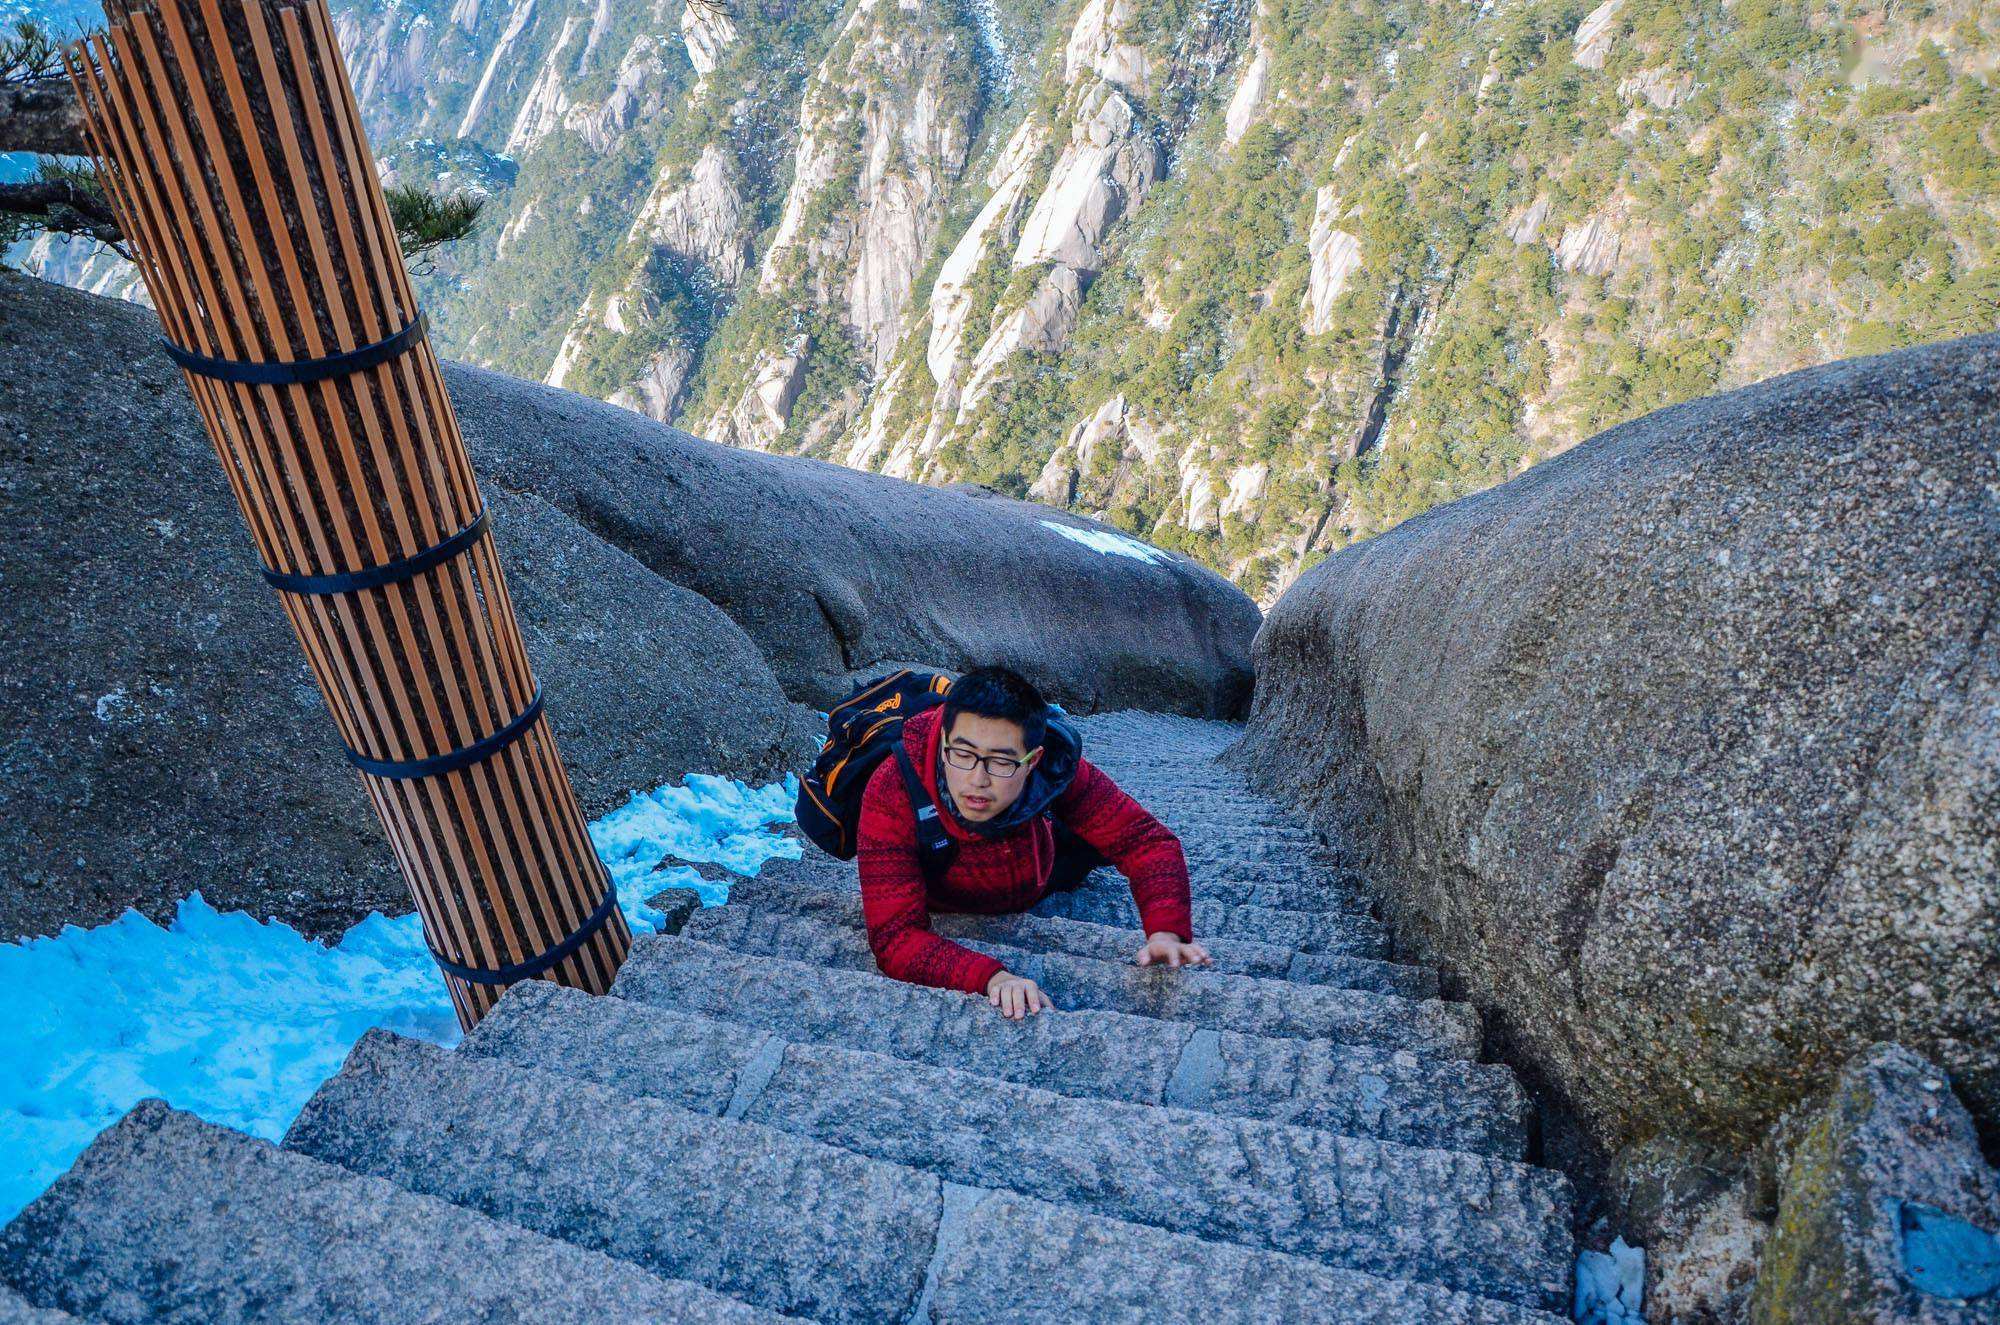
[942,666,1048,752]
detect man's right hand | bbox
[984,970,1051,1019]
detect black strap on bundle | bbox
[164,309,486,603]
[424,880,620,986]
[345,687,545,781]
[263,509,490,596]
[160,311,429,387]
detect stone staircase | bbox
[0,712,1576,1323]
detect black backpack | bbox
[796,669,960,884]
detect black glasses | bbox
[942,745,1034,779]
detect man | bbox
[856,666,1212,1018]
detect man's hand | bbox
[1135,932,1213,969]
[984,969,1052,1019]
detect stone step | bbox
[683,904,1474,1052]
[706,879,1440,997]
[1073,716,1240,748]
[1175,827,1337,856]
[1070,866,1374,915]
[1108,781,1284,803]
[299,1031,1562,1324]
[1179,838,1358,870]
[288,1033,940,1323]
[1135,804,1314,833]
[1095,775,1276,797]
[613,935,1531,1158]
[1103,782,1270,803]
[1183,839,1358,871]
[0,1101,790,1325]
[1193,875,1374,915]
[0,1286,83,1324]
[1164,821,1354,858]
[982,944,1476,1053]
[467,983,1574,1308]
[1183,855,1363,888]
[934,1189,1566,1324]
[1075,750,1246,771]
[1289,949,1438,997]
[1081,764,1248,784]
[1036,889,1393,956]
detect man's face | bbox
[941,712,1041,823]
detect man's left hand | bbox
[1135,932,1212,968]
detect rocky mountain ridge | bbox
[13,0,1998,602]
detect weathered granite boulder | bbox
[0,271,816,940]
[1603,1132,1771,1322]
[1231,331,2000,1159]
[1751,1044,2000,1323]
[447,360,1259,716]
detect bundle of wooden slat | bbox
[63,0,631,1028]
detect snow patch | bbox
[1575,1237,1645,1324]
[0,895,459,1224]
[1041,519,1171,565]
[1,771,800,1222]
[589,772,801,920]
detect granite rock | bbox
[1232,333,2000,1152]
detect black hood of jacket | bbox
[938,709,1084,839]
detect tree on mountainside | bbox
[0,22,120,257]
[0,21,479,270]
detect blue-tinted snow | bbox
[1574,1236,1645,1324]
[1040,519,1172,565]
[0,772,800,1222]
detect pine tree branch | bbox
[2,18,89,156]
[0,76,85,155]
[0,174,128,255]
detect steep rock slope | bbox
[1230,330,1999,1179]
[446,357,1261,715]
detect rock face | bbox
[629,144,751,288]
[0,271,815,943]
[1011,82,1160,275]
[1556,206,1624,277]
[958,265,1086,414]
[264,0,2000,615]
[1505,195,1551,247]
[1750,1044,2000,1324]
[680,0,736,78]
[750,0,977,374]
[1063,0,1149,94]
[923,123,1039,388]
[701,337,811,450]
[1230,333,2000,1162]
[1027,394,1165,507]
[449,355,1261,717]
[1305,187,1363,334]
[605,341,696,422]
[1617,66,1692,111]
[1224,42,1270,146]
[1571,0,1627,70]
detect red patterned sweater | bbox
[856,706,1193,994]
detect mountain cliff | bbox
[15,0,1999,601]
